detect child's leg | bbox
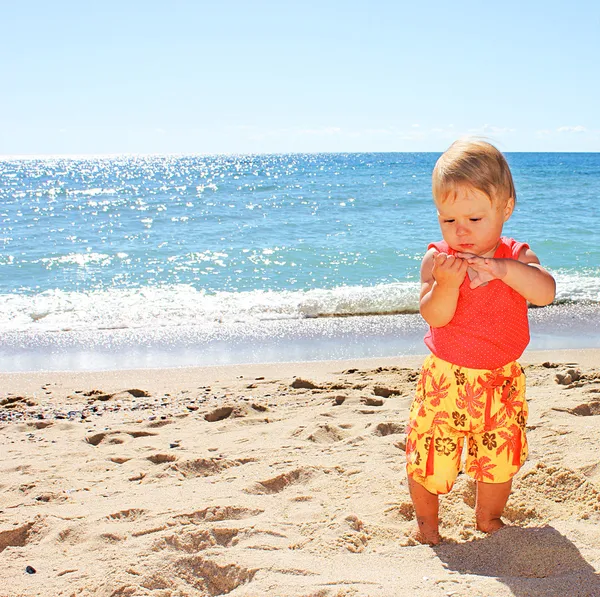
[475,479,512,533]
[408,476,440,545]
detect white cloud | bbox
[557,125,586,133]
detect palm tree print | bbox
[468,456,496,482]
[456,380,485,418]
[426,373,451,407]
[500,382,523,418]
[496,423,522,464]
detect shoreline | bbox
[2,302,599,373]
[1,347,599,389]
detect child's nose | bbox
[456,224,469,236]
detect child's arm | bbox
[457,247,556,306]
[420,248,469,327]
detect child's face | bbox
[434,184,514,257]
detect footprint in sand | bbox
[385,501,415,521]
[373,422,405,436]
[175,506,263,523]
[203,405,254,422]
[361,397,384,407]
[204,406,234,422]
[0,522,36,553]
[83,388,151,402]
[245,468,317,495]
[512,462,600,521]
[146,453,178,464]
[34,491,68,504]
[114,557,258,596]
[566,401,600,416]
[290,378,321,390]
[106,509,147,522]
[170,556,258,595]
[306,424,347,443]
[158,529,236,552]
[373,386,403,398]
[170,457,256,479]
[85,430,158,446]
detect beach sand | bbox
[1,348,600,596]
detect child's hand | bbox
[456,253,508,289]
[431,252,468,289]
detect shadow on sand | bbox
[434,526,600,597]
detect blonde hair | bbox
[432,138,516,205]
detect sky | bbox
[1,0,599,155]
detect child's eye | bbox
[443,219,455,224]
[469,218,481,222]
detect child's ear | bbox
[503,197,515,221]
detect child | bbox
[405,139,556,545]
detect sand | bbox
[1,348,600,597]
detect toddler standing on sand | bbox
[405,139,556,545]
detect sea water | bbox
[1,153,599,371]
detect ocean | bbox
[1,152,599,371]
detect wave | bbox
[0,283,421,332]
[0,271,597,333]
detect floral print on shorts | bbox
[406,354,528,495]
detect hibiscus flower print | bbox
[452,411,466,427]
[406,441,421,466]
[482,432,497,450]
[453,369,466,386]
[435,437,457,456]
[468,436,478,457]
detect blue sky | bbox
[1,0,598,154]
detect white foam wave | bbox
[0,271,597,334]
[553,271,600,303]
[0,283,421,333]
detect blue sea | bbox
[1,153,599,371]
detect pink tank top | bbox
[424,237,530,369]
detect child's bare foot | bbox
[410,526,441,545]
[476,517,506,534]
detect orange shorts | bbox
[406,354,528,495]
